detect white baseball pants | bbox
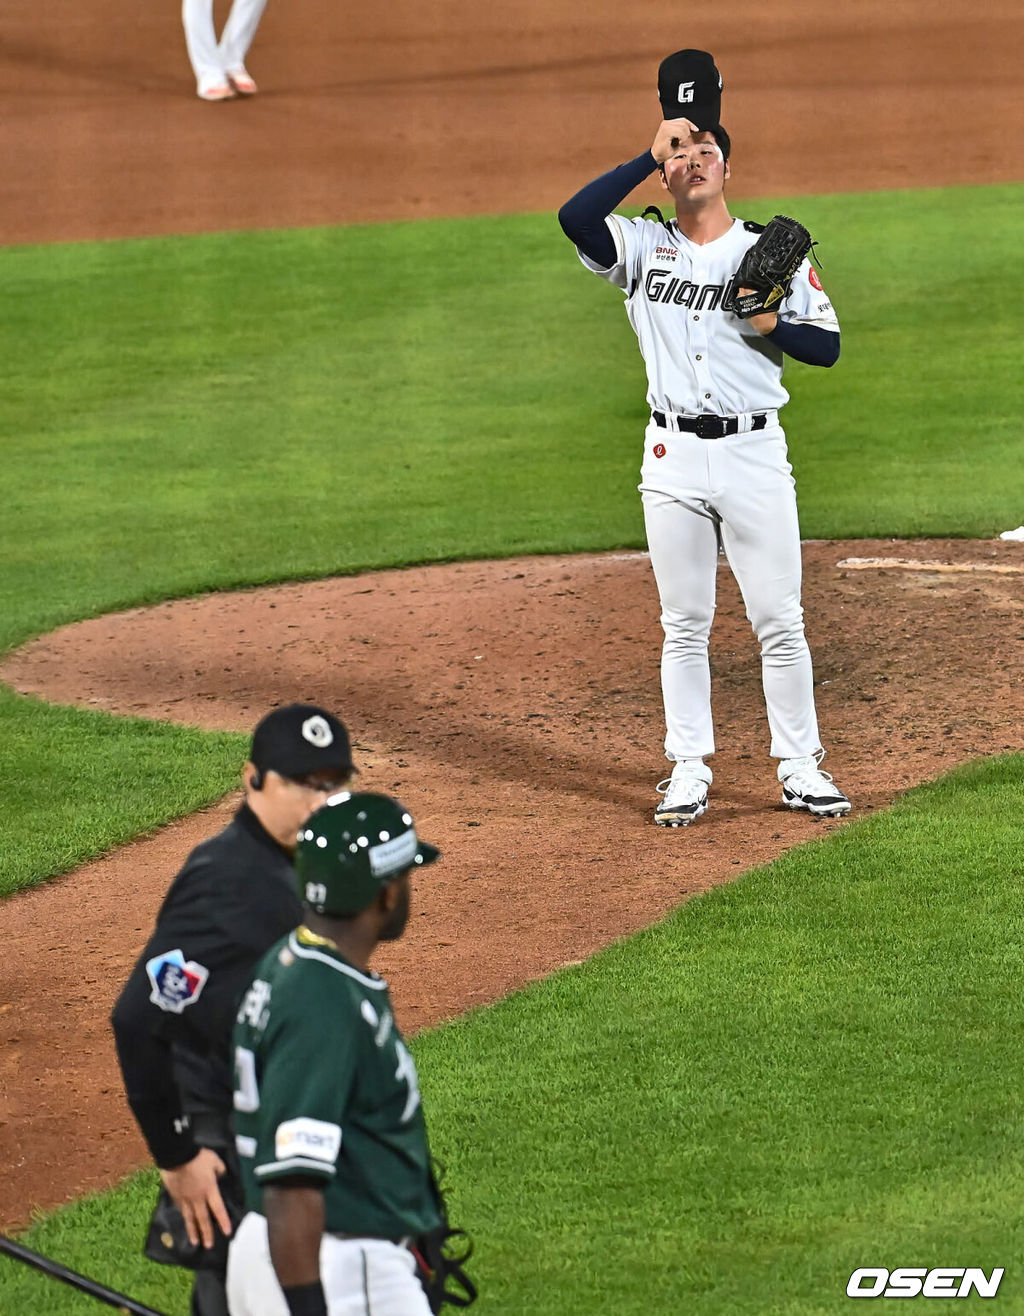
[226,1212,432,1316]
[639,422,823,763]
[182,0,268,92]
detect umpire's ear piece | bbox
[247,765,264,791]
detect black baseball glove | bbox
[411,1223,477,1313]
[723,214,813,318]
[412,1161,477,1312]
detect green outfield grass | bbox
[1,184,1021,1312]
[0,181,1020,893]
[4,755,1023,1314]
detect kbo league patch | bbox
[146,949,210,1013]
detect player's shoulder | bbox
[622,207,678,257]
[174,813,253,875]
[287,931,389,996]
[638,205,671,228]
[172,813,289,893]
[614,205,671,239]
[735,218,767,248]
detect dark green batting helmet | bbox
[295,791,440,916]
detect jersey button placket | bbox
[690,289,712,405]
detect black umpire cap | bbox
[657,49,723,131]
[250,703,355,779]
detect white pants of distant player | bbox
[227,1212,432,1316]
[183,0,267,96]
[639,419,822,762]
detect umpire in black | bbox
[111,703,357,1316]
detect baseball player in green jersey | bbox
[227,792,474,1316]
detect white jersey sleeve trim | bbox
[255,1156,337,1180]
[576,215,631,291]
[778,258,841,332]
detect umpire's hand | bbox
[160,1148,233,1248]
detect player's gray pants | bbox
[182,0,268,92]
[227,1212,432,1316]
[639,423,822,762]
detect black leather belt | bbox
[651,411,768,439]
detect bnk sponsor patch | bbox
[274,1117,342,1165]
[146,949,209,1013]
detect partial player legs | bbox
[227,1213,432,1316]
[182,0,267,98]
[641,487,721,762]
[182,0,230,96]
[639,429,847,819]
[321,1238,433,1316]
[226,1214,288,1316]
[218,0,269,84]
[713,430,823,761]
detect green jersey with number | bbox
[232,926,442,1237]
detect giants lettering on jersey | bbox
[576,213,841,416]
[645,269,725,310]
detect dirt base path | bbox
[2,0,1022,1241]
[2,539,1023,1229]
[1,0,1021,247]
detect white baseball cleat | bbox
[227,67,258,95]
[655,760,712,827]
[197,82,237,101]
[778,751,851,817]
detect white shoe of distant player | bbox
[778,750,851,817]
[197,73,237,101]
[654,759,712,827]
[227,67,258,95]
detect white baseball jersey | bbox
[577,215,839,416]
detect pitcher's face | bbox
[661,133,730,202]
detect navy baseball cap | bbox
[657,49,723,131]
[250,704,355,779]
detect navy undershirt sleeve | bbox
[766,318,841,367]
[558,161,841,369]
[558,151,660,267]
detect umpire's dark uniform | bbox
[111,704,355,1316]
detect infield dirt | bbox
[1,0,1022,1232]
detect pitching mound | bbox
[1,538,1022,1227]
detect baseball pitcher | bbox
[558,49,851,827]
